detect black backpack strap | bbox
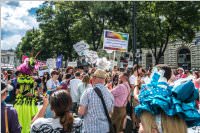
[94,87,112,124]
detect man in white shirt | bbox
[129,65,142,89]
[128,65,142,129]
[69,71,82,113]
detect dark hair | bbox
[65,74,71,79]
[156,64,172,81]
[50,90,74,132]
[43,72,50,79]
[75,72,80,77]
[132,64,141,73]
[122,72,129,81]
[1,82,6,91]
[66,67,74,73]
[142,68,146,73]
[194,71,200,79]
[35,78,42,84]
[82,75,90,88]
[51,70,59,76]
[15,71,21,76]
[112,74,119,87]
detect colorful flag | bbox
[56,55,63,68]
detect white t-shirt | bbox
[129,75,136,85]
[69,78,82,103]
[188,126,200,133]
[46,79,60,90]
[31,117,82,133]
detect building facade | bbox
[141,33,200,70]
[1,49,19,68]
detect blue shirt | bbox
[80,83,114,133]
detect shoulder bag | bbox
[94,87,116,133]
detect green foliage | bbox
[16,1,200,64]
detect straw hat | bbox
[93,69,107,79]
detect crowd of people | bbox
[1,61,200,133]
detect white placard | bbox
[103,30,129,52]
[73,41,90,56]
[46,58,56,69]
[85,50,99,64]
[128,61,133,68]
[68,62,77,67]
[38,66,49,77]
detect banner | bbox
[56,55,63,68]
[103,30,129,52]
[46,58,56,69]
[73,41,90,56]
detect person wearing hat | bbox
[78,69,114,133]
[135,65,200,133]
[176,67,184,80]
[1,82,21,133]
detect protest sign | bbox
[68,62,77,67]
[103,30,129,52]
[73,41,90,56]
[128,61,133,68]
[85,50,99,64]
[46,58,56,69]
[38,65,49,77]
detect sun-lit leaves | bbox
[16,1,200,64]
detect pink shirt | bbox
[194,79,200,89]
[111,82,130,107]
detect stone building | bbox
[1,49,19,68]
[141,33,200,70]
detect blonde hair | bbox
[140,111,187,133]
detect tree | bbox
[16,1,200,64]
[137,1,200,64]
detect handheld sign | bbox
[46,58,56,69]
[38,65,49,77]
[73,41,90,56]
[85,50,99,64]
[68,62,77,67]
[103,30,129,52]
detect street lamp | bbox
[132,1,137,65]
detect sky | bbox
[1,1,44,50]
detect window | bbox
[177,48,191,70]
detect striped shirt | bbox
[80,83,114,133]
